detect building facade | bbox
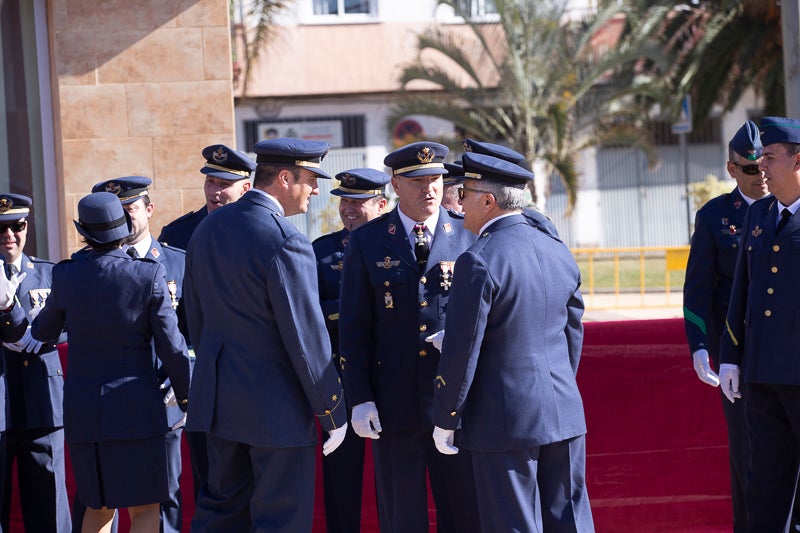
[234,0,759,247]
[3,0,234,260]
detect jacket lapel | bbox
[383,208,418,272]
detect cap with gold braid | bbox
[0,193,31,222]
[92,176,152,205]
[384,141,449,178]
[200,144,255,181]
[253,138,332,179]
[332,168,391,199]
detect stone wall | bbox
[48,0,235,255]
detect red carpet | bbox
[9,318,731,532]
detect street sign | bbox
[671,96,693,135]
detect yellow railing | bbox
[571,245,690,309]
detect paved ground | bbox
[582,292,683,322]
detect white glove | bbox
[692,349,720,387]
[323,423,349,456]
[351,401,382,439]
[163,387,178,407]
[432,426,458,455]
[0,270,25,309]
[425,330,445,352]
[171,412,187,431]
[719,364,742,403]
[2,327,43,353]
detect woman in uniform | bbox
[31,192,191,533]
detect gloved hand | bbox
[432,426,458,455]
[351,401,382,439]
[163,387,178,407]
[322,423,349,456]
[0,269,25,309]
[171,412,187,431]
[719,364,742,403]
[425,330,445,352]
[2,327,43,353]
[692,349,720,387]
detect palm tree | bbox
[231,0,293,94]
[388,0,666,213]
[625,0,784,123]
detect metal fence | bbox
[573,245,689,309]
[286,148,370,240]
[547,144,726,248]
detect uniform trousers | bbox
[719,385,748,533]
[745,383,800,532]
[1,427,70,532]
[161,427,183,533]
[322,421,364,533]
[371,428,480,533]
[191,433,316,533]
[470,435,594,533]
[185,430,208,503]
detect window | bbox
[313,0,372,16]
[456,0,498,18]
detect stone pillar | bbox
[48,0,235,256]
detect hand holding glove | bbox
[692,349,720,387]
[351,401,382,439]
[171,412,187,431]
[425,330,445,352]
[2,327,43,353]
[323,423,349,456]
[719,364,742,403]
[162,387,178,407]
[432,426,458,455]
[0,269,25,310]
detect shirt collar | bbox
[777,198,800,217]
[479,212,518,236]
[737,188,760,206]
[250,188,285,216]
[131,234,153,258]
[397,206,439,240]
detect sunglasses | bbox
[730,161,761,176]
[457,187,494,200]
[0,221,27,233]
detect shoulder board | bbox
[162,210,197,227]
[445,209,465,219]
[356,212,390,232]
[313,230,345,245]
[28,256,55,265]
[159,243,186,256]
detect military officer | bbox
[312,167,389,533]
[682,120,769,532]
[184,138,347,532]
[461,138,561,240]
[720,116,800,531]
[0,193,70,532]
[432,152,593,532]
[158,144,253,503]
[31,191,191,533]
[339,141,480,532]
[91,176,187,533]
[442,162,465,213]
[158,144,255,250]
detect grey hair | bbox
[479,180,527,211]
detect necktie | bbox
[777,208,792,234]
[126,247,139,259]
[4,263,16,279]
[413,223,429,268]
